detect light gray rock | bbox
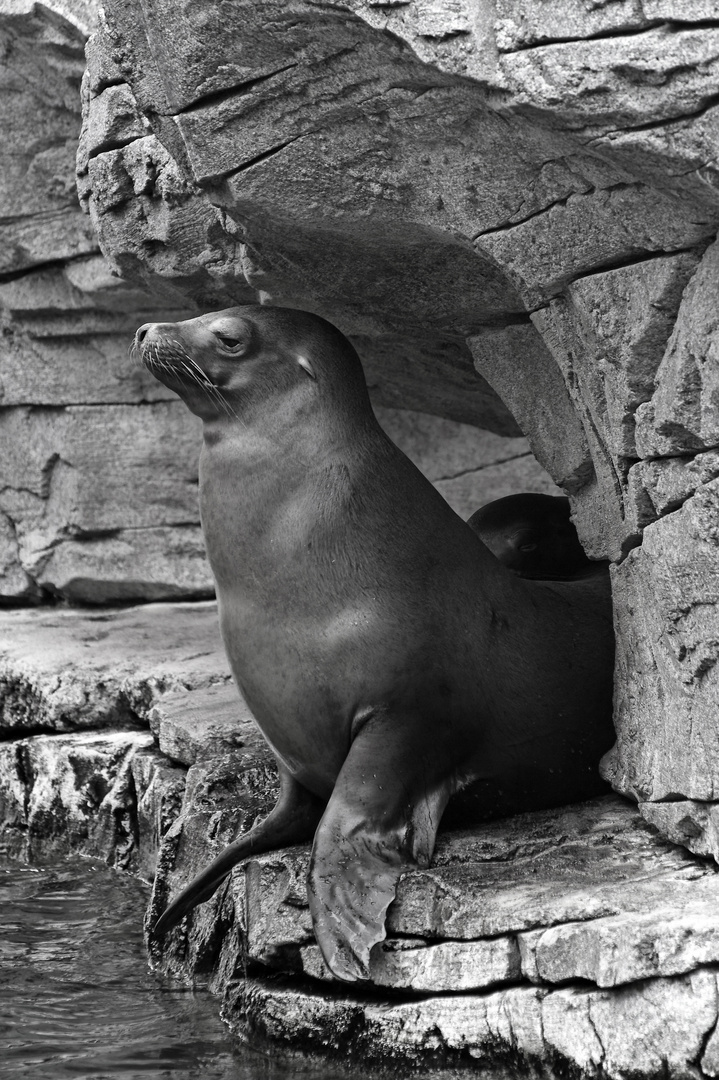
[498,27,719,132]
[148,682,260,767]
[626,451,719,534]
[0,1,224,606]
[81,133,255,310]
[355,333,520,434]
[564,253,700,462]
[0,402,213,602]
[80,81,148,161]
[528,252,700,556]
[635,238,719,457]
[0,728,153,867]
[146,747,280,979]
[227,968,719,1076]
[29,525,213,604]
[492,0,661,52]
[302,935,523,993]
[0,601,228,733]
[0,403,201,533]
[357,3,719,213]
[605,479,719,802]
[519,885,719,988]
[0,1,97,274]
[131,747,186,882]
[0,257,186,406]
[639,799,719,864]
[587,104,719,215]
[478,182,713,308]
[0,512,37,602]
[388,817,711,943]
[468,321,593,495]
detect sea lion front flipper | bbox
[152,765,325,937]
[307,716,455,982]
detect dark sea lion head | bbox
[134,305,371,426]
[467,493,592,579]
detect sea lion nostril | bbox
[136,324,152,344]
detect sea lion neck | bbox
[200,368,380,461]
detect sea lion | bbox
[135,306,615,983]
[467,493,596,579]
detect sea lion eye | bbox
[212,320,253,356]
[217,334,243,350]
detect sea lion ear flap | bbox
[297,354,316,380]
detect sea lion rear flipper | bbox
[152,766,325,937]
[307,716,455,983]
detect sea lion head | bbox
[467,493,591,579]
[134,305,370,423]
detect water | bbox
[0,858,342,1080]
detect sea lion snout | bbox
[135,321,178,349]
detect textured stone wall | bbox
[74,0,719,856]
[0,0,208,603]
[0,0,555,605]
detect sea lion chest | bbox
[199,439,409,792]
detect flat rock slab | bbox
[0,601,229,733]
[148,682,260,766]
[221,794,719,993]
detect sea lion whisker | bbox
[178,351,240,421]
[175,358,235,416]
[177,360,238,420]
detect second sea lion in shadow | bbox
[468,492,602,580]
[135,305,615,983]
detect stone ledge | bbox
[207,795,719,995]
[0,601,229,733]
[224,967,719,1078]
[3,602,719,1075]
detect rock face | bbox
[0,0,207,603]
[3,603,719,1078]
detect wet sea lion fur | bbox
[468,492,598,580]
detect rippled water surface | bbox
[0,858,340,1080]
